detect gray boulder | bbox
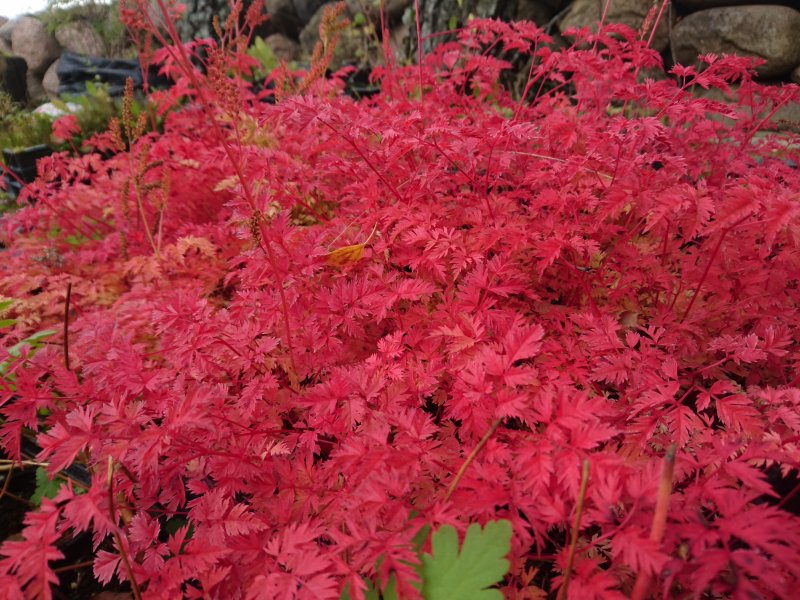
[55,20,107,57]
[264,34,301,62]
[559,0,671,52]
[11,16,61,75]
[516,0,555,27]
[294,0,329,23]
[695,84,800,133]
[299,3,365,68]
[42,59,60,100]
[25,71,47,104]
[0,17,14,43]
[257,0,303,38]
[676,0,769,8]
[671,5,800,79]
[344,0,412,25]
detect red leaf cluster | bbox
[1,7,799,599]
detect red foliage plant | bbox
[1,1,800,598]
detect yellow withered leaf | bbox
[213,176,239,192]
[325,243,365,267]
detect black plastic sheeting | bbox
[56,51,170,96]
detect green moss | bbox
[0,92,54,152]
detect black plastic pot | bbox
[2,144,52,199]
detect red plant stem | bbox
[145,0,297,375]
[646,0,670,49]
[445,419,501,501]
[630,445,677,600]
[414,0,423,92]
[558,459,590,600]
[744,93,794,147]
[0,463,13,502]
[591,0,613,53]
[107,458,142,600]
[317,117,405,204]
[63,281,71,371]
[0,161,26,187]
[53,560,95,574]
[776,480,800,510]
[680,216,748,323]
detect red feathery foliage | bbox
[1,2,799,598]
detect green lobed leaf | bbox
[30,467,65,506]
[420,520,512,600]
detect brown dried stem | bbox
[558,459,590,600]
[445,419,501,502]
[630,445,677,600]
[107,458,142,600]
[63,281,72,371]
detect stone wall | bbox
[0,14,111,103]
[177,0,800,82]
[2,1,798,106]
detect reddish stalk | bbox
[0,463,13,502]
[107,458,142,600]
[630,445,677,600]
[557,460,590,600]
[413,0,423,92]
[53,560,95,574]
[144,0,297,374]
[317,117,405,204]
[646,0,670,49]
[63,281,72,371]
[680,216,748,323]
[0,161,26,187]
[660,220,670,267]
[445,419,501,501]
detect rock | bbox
[11,16,61,75]
[299,3,367,69]
[0,17,8,29]
[0,55,28,104]
[344,0,412,25]
[695,84,800,133]
[42,59,60,99]
[516,0,555,27]
[25,71,47,104]
[559,0,671,52]
[792,64,800,84]
[0,18,14,43]
[676,0,761,9]
[671,6,800,79]
[389,22,410,60]
[55,20,107,57]
[264,34,301,62]
[175,0,232,40]
[256,0,304,39]
[538,0,568,8]
[294,0,329,23]
[0,37,11,55]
